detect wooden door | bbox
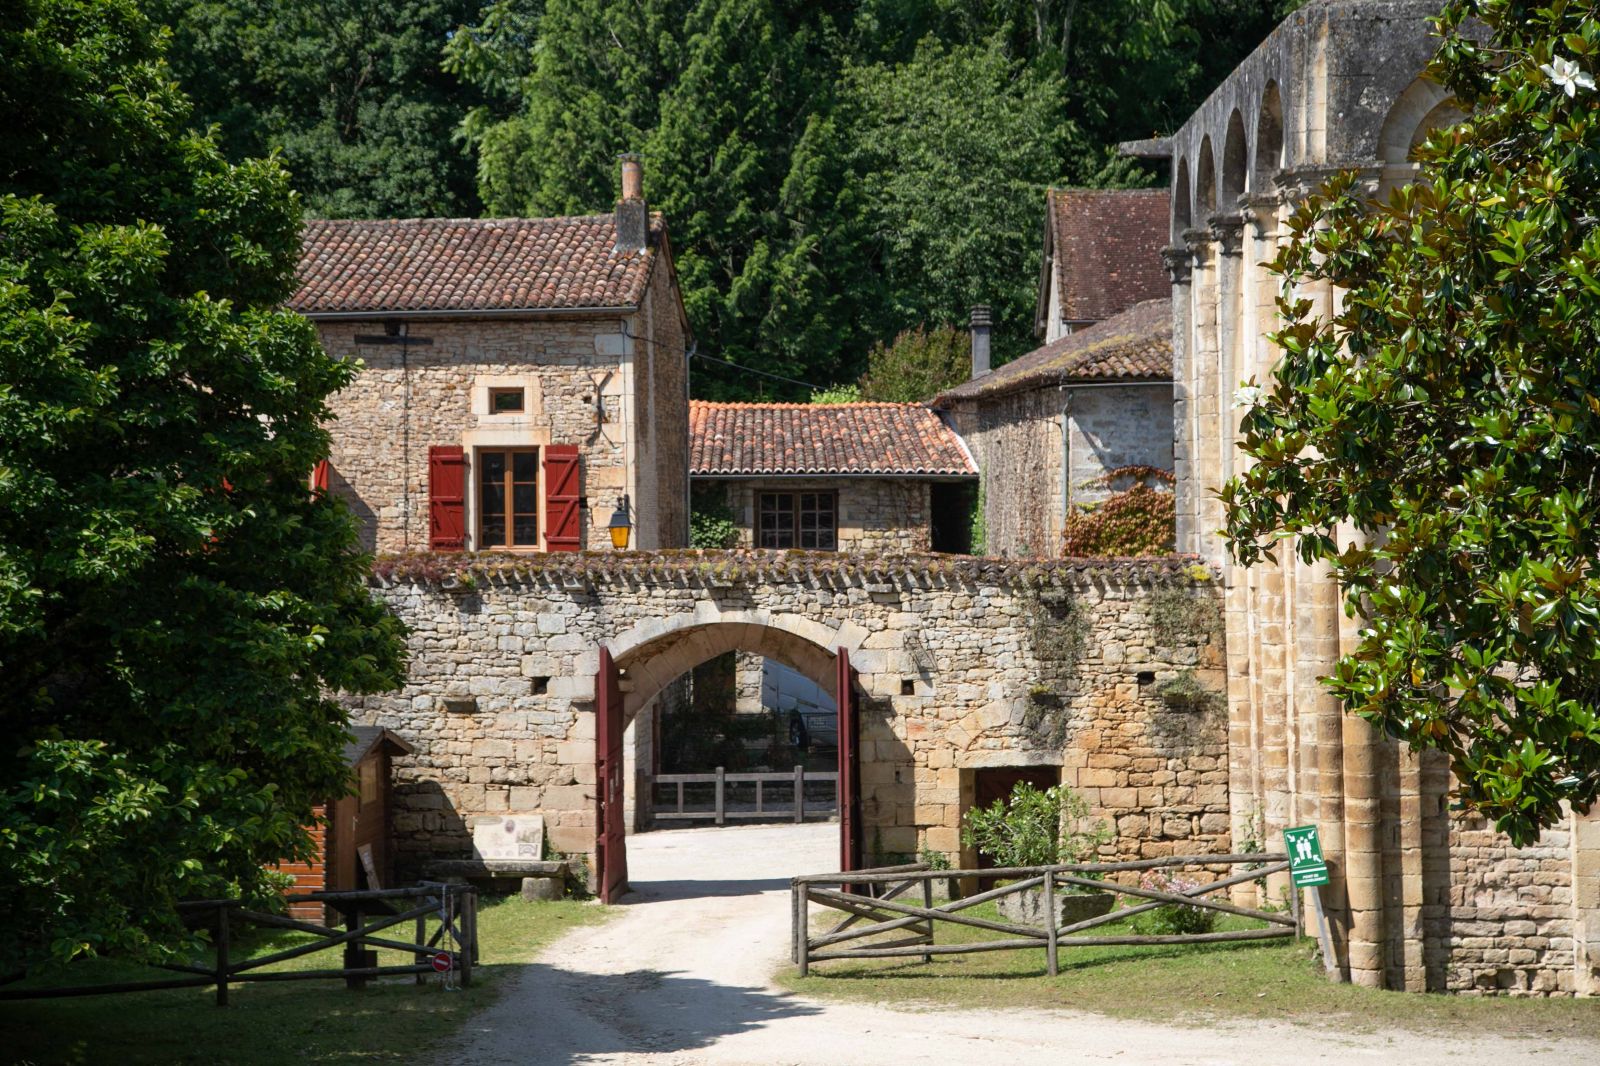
[836,647,861,873]
[596,646,628,903]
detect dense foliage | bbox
[1061,467,1176,557]
[960,782,1108,869]
[857,324,972,403]
[156,0,487,217]
[0,0,407,970]
[1222,0,1600,844]
[444,0,1300,397]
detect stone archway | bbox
[593,613,869,902]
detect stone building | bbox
[290,156,691,555]
[938,300,1173,558]
[938,188,1174,558]
[1147,0,1598,994]
[689,401,978,554]
[687,401,979,750]
[1036,188,1169,343]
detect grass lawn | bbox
[0,896,610,1065]
[779,900,1600,1044]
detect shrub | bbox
[959,782,1109,873]
[1129,869,1217,935]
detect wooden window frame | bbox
[757,490,837,550]
[488,386,527,414]
[476,447,541,551]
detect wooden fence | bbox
[653,765,838,825]
[0,883,478,1006]
[792,853,1293,977]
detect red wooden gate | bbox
[595,646,628,903]
[836,647,861,873]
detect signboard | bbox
[1284,824,1329,887]
[431,951,454,973]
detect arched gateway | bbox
[358,551,1225,903]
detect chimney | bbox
[969,305,992,379]
[615,152,648,254]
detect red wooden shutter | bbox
[429,446,467,551]
[544,445,581,552]
[310,459,330,496]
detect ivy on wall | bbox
[1061,466,1175,557]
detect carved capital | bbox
[1207,212,1246,256]
[1161,244,1193,285]
[1243,194,1280,240]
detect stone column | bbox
[1162,245,1196,556]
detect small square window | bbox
[489,387,526,414]
[900,679,916,696]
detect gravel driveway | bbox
[447,823,1591,1065]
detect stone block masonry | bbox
[349,550,1228,876]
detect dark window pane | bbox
[513,451,537,481]
[513,484,537,513]
[491,388,525,413]
[481,516,506,547]
[513,516,539,545]
[816,528,837,550]
[482,481,505,518]
[481,451,506,481]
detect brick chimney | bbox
[969,305,992,379]
[615,152,648,254]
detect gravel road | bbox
[447,823,1592,1065]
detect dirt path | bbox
[449,824,1591,1065]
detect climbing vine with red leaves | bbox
[1061,466,1176,558]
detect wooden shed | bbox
[279,726,413,919]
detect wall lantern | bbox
[608,495,632,549]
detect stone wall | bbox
[946,382,1173,557]
[314,269,687,555]
[705,477,934,553]
[349,551,1226,873]
[1163,0,1590,993]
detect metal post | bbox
[1291,880,1303,938]
[755,778,764,816]
[1309,886,1340,980]
[1043,869,1059,977]
[215,905,230,1007]
[677,779,684,817]
[715,766,725,825]
[794,765,805,823]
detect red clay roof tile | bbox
[690,402,977,477]
[290,215,663,315]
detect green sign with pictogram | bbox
[1284,825,1329,887]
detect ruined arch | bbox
[1173,156,1192,240]
[1254,82,1284,188]
[1196,136,1217,216]
[1222,109,1248,205]
[1377,76,1464,164]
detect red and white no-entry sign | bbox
[431,951,454,973]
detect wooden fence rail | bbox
[653,765,838,824]
[792,853,1293,977]
[0,883,478,1006]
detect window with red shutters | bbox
[544,445,581,552]
[428,446,467,550]
[311,459,330,496]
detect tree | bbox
[158,0,486,218]
[0,0,407,970]
[857,324,971,402]
[1222,0,1600,845]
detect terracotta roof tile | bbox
[1047,188,1169,325]
[690,402,977,477]
[289,215,663,315]
[936,298,1171,403]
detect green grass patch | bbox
[0,896,610,1065]
[780,900,1600,1043]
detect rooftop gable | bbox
[1041,188,1170,330]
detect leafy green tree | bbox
[0,0,407,970]
[857,323,971,402]
[158,0,485,218]
[1222,0,1600,844]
